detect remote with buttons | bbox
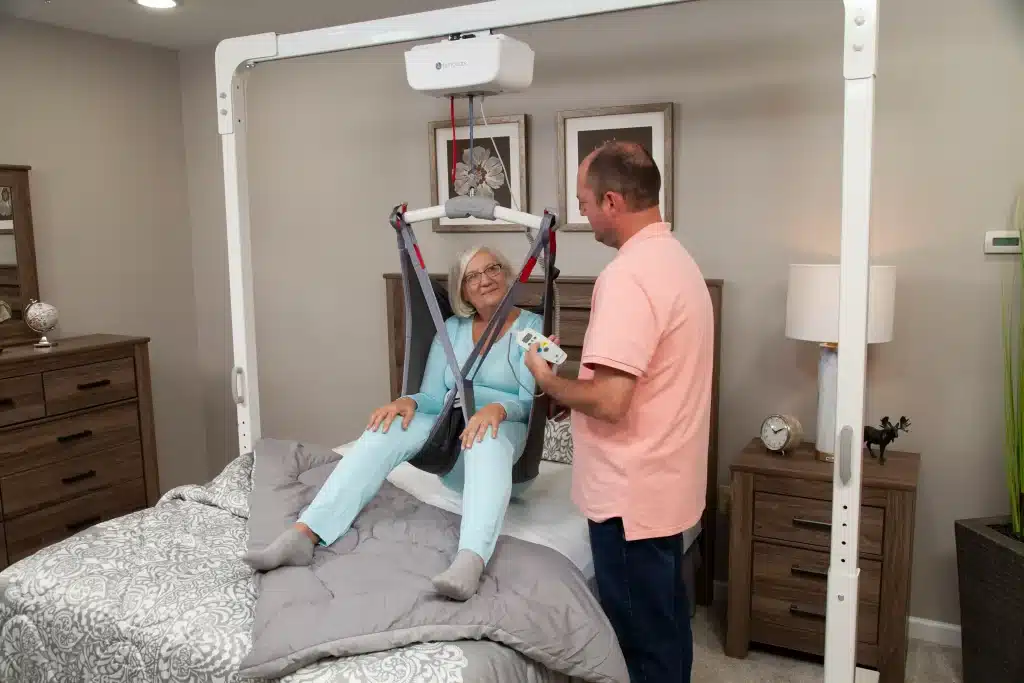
[515,328,567,365]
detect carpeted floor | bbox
[690,607,963,683]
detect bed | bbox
[0,275,723,682]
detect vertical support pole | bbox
[217,36,276,458]
[221,69,262,455]
[825,2,879,683]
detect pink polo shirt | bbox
[571,222,715,541]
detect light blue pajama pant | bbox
[298,411,530,564]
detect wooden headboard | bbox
[382,273,724,607]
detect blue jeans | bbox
[588,517,693,683]
[298,412,529,563]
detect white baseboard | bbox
[711,581,961,649]
[908,617,961,649]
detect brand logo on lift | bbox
[435,60,467,70]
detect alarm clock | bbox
[760,414,804,454]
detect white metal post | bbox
[825,2,880,683]
[217,35,275,455]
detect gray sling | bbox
[388,197,559,484]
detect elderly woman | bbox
[243,245,544,601]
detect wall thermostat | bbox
[985,230,1021,254]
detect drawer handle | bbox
[62,470,97,485]
[0,398,14,410]
[789,604,827,620]
[57,429,94,444]
[791,565,829,580]
[77,379,111,391]
[65,516,102,534]
[792,517,832,531]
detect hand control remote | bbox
[515,328,567,365]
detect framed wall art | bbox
[0,185,13,233]
[556,102,674,231]
[427,113,528,233]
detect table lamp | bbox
[785,264,895,460]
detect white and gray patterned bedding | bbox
[0,453,577,683]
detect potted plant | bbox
[954,191,1024,683]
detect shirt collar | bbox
[620,221,671,252]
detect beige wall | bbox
[0,18,208,491]
[178,0,1021,628]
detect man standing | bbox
[524,141,714,683]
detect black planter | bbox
[954,515,1024,683]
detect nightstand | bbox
[725,438,920,683]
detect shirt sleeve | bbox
[581,269,659,378]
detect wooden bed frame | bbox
[383,273,724,607]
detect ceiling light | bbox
[133,0,180,9]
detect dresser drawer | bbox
[43,357,137,415]
[0,401,140,477]
[0,441,144,517]
[4,477,147,563]
[0,374,45,428]
[753,491,885,557]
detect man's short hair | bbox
[584,140,661,211]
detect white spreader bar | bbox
[403,203,544,231]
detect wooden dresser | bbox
[0,334,159,569]
[725,438,920,683]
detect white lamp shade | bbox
[785,264,895,344]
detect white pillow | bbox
[542,415,574,465]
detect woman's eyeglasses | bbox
[463,263,503,287]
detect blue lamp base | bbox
[816,343,838,461]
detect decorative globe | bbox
[24,300,58,348]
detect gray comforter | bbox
[238,438,629,682]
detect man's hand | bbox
[523,336,561,390]
[461,403,507,449]
[367,396,417,432]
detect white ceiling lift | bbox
[213,2,881,682]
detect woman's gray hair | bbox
[448,245,515,318]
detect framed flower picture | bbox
[428,114,528,233]
[556,102,674,231]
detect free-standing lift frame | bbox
[214,2,880,682]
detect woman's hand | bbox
[461,403,507,449]
[367,397,417,433]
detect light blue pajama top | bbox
[404,309,544,422]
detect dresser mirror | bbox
[0,165,42,349]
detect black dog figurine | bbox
[863,416,911,464]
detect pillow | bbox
[542,415,574,464]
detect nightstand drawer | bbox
[750,592,879,649]
[0,373,45,428]
[752,541,882,605]
[43,357,137,415]
[753,491,885,557]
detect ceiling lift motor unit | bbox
[404,32,535,98]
